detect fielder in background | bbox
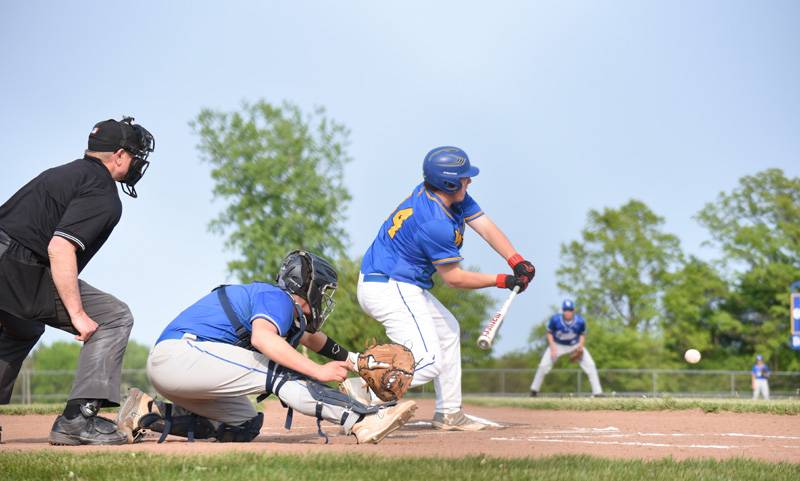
[116,250,416,445]
[0,117,154,446]
[751,354,771,400]
[529,299,603,397]
[349,146,535,431]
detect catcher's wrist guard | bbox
[318,336,349,361]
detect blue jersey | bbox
[752,363,770,379]
[361,182,484,289]
[156,283,296,345]
[547,313,586,346]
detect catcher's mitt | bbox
[569,346,584,362]
[357,343,415,402]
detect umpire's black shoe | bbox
[530,390,538,397]
[49,414,128,446]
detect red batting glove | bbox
[507,253,536,283]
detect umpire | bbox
[0,116,155,445]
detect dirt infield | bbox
[1,400,799,463]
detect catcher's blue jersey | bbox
[752,363,771,379]
[156,283,296,344]
[547,313,587,346]
[361,182,484,289]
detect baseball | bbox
[684,348,701,364]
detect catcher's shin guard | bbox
[305,379,393,442]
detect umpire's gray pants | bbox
[147,337,361,433]
[0,280,133,406]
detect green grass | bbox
[463,396,800,415]
[0,452,796,481]
[0,403,64,415]
[3,397,799,416]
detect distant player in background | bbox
[351,146,535,431]
[751,354,771,400]
[529,299,603,397]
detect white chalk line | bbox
[491,426,800,450]
[529,427,800,441]
[491,437,748,450]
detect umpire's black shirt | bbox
[0,155,122,271]
[0,155,121,319]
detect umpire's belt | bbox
[363,273,389,283]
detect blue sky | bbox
[1,1,798,355]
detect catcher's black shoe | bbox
[530,390,538,397]
[49,414,127,446]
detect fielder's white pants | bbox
[752,379,770,400]
[357,275,462,413]
[530,343,603,395]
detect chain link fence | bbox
[8,368,800,404]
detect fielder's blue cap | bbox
[562,299,575,311]
[756,354,763,361]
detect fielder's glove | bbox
[569,346,584,362]
[357,343,415,402]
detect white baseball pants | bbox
[530,343,603,395]
[357,275,462,413]
[752,379,770,400]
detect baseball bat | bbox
[477,286,520,350]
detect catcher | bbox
[529,299,603,397]
[115,250,416,444]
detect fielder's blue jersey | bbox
[156,283,296,345]
[752,363,771,379]
[547,313,587,346]
[361,182,484,289]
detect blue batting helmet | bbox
[562,299,575,311]
[422,146,480,193]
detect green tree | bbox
[558,200,683,332]
[662,257,738,369]
[696,169,800,371]
[192,100,352,281]
[550,200,682,369]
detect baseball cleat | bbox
[352,400,417,444]
[431,410,487,431]
[529,390,538,397]
[115,387,156,443]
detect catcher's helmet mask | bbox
[276,250,337,333]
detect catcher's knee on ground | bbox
[139,402,263,443]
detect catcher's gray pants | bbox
[0,280,133,405]
[147,336,361,432]
[530,344,603,395]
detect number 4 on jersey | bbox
[388,208,413,238]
